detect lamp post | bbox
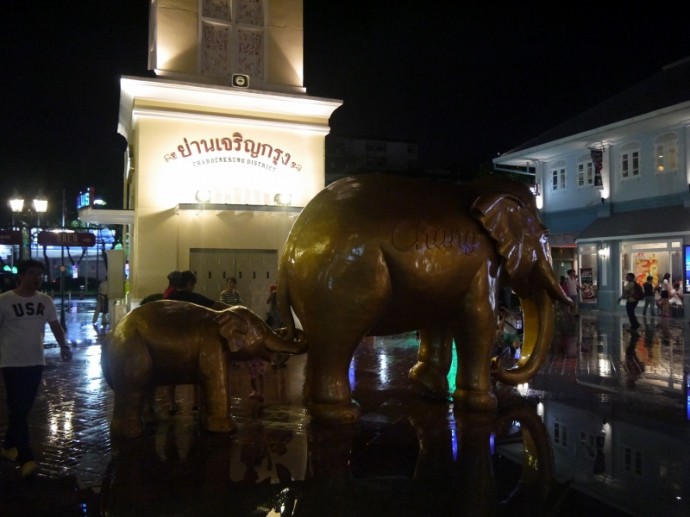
[60,189,66,330]
[33,195,48,227]
[32,195,48,259]
[9,197,24,266]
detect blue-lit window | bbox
[654,133,678,173]
[551,161,566,191]
[577,156,594,187]
[620,142,641,179]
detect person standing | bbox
[642,275,655,316]
[618,272,640,331]
[163,270,181,299]
[266,285,288,368]
[220,277,243,306]
[168,270,225,309]
[218,278,264,400]
[0,259,72,478]
[166,270,222,413]
[92,276,109,326]
[564,269,582,317]
[659,272,671,317]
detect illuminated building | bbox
[80,0,341,315]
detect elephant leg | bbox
[198,354,236,433]
[408,328,452,399]
[111,387,146,439]
[452,297,498,411]
[304,330,362,424]
[141,387,157,425]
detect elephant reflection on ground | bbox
[300,401,558,516]
[101,300,306,439]
[102,420,243,514]
[409,401,556,514]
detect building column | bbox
[596,241,618,310]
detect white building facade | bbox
[494,58,690,311]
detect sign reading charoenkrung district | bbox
[163,133,303,172]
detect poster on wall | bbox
[579,267,597,304]
[683,244,690,294]
[633,252,659,286]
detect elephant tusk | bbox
[491,289,554,385]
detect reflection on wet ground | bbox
[0,300,688,516]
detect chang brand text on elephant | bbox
[392,219,481,253]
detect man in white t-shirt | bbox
[0,259,72,478]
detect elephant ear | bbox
[470,192,536,279]
[215,312,249,352]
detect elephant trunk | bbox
[263,327,307,355]
[537,259,573,307]
[492,287,554,386]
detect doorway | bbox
[189,248,278,316]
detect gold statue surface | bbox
[277,174,572,423]
[102,300,306,438]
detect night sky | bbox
[2,1,690,223]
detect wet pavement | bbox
[0,299,688,516]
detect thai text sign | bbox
[0,230,22,245]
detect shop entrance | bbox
[189,248,278,316]
[553,259,574,282]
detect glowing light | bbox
[598,356,611,375]
[86,347,104,393]
[274,193,292,206]
[195,189,212,203]
[33,196,48,213]
[449,409,458,460]
[378,351,389,385]
[9,197,24,213]
[537,402,544,419]
[447,340,457,393]
[517,383,529,396]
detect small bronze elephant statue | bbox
[102,300,306,439]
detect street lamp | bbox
[32,195,48,259]
[8,197,24,266]
[33,195,48,226]
[9,197,24,228]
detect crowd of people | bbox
[618,271,685,331]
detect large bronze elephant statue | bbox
[278,174,571,423]
[102,300,306,438]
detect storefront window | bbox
[621,240,682,290]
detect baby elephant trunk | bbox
[264,327,307,355]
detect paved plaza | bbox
[0,298,688,516]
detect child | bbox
[247,358,265,402]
